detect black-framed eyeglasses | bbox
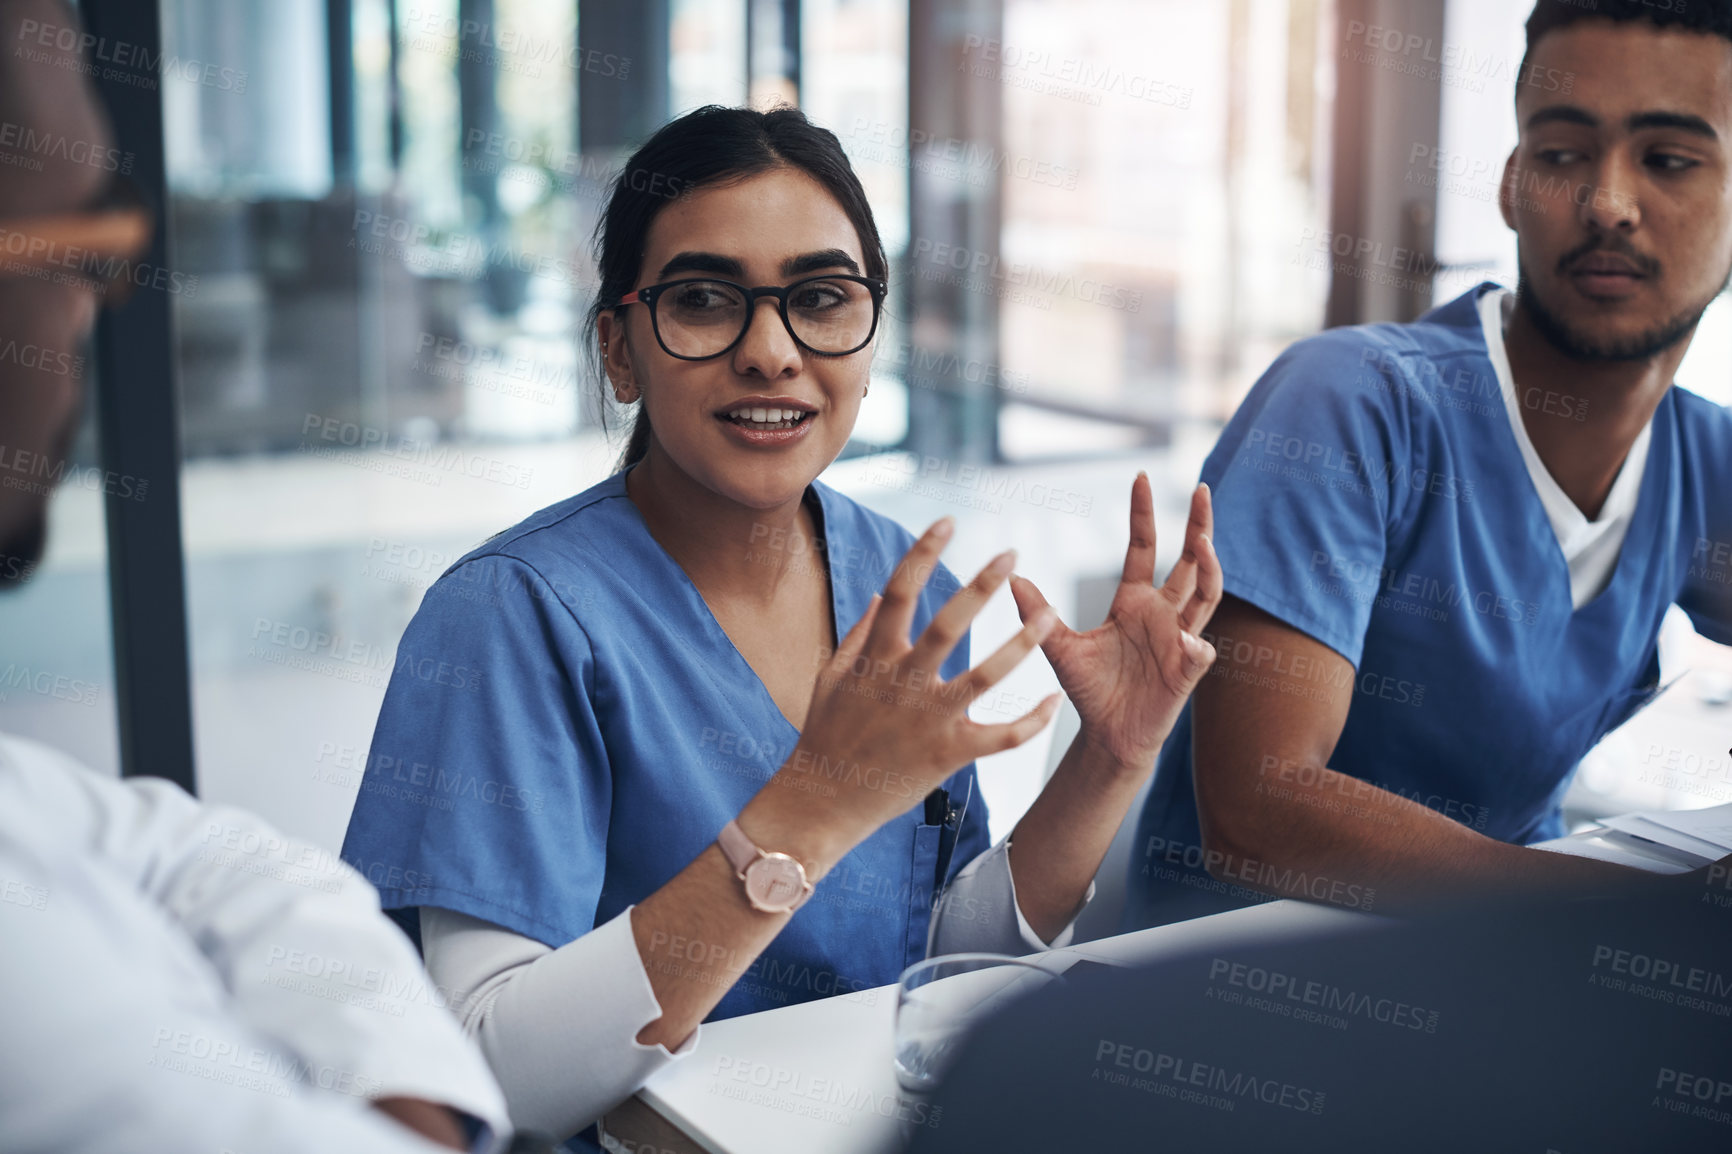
[616,274,888,361]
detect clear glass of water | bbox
[893,953,1063,1094]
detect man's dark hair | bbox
[1520,0,1732,93]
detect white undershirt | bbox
[420,836,1089,1141]
[1479,287,1651,609]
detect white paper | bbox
[1636,803,1732,855]
[1534,833,1696,875]
[1598,813,1724,861]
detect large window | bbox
[134,1,1376,847]
[163,0,608,844]
[55,0,1713,853]
[805,0,911,447]
[992,0,1335,457]
[0,402,120,775]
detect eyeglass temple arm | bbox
[0,207,153,271]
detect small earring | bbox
[863,381,871,397]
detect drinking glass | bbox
[893,953,1063,1094]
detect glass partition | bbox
[162,0,607,845]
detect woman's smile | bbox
[714,395,820,447]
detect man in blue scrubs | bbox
[1129,0,1732,927]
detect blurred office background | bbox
[4,0,1730,860]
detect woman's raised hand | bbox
[1010,474,1221,775]
[758,517,1061,867]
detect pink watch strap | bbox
[717,819,760,875]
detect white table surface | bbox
[628,827,1696,1154]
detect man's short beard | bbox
[0,516,46,589]
[1516,266,1714,363]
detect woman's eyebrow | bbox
[781,249,862,277]
[656,251,746,280]
[652,249,862,280]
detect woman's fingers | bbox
[870,518,954,654]
[907,549,1017,670]
[1008,573,1047,619]
[1179,630,1218,681]
[1008,574,1074,656]
[829,595,881,674]
[966,694,1063,757]
[1193,480,1215,540]
[1162,546,1201,611]
[1120,472,1159,588]
[956,605,1059,704]
[1171,484,1219,633]
[1159,484,1221,627]
[1156,483,1208,598]
[1180,528,1223,635]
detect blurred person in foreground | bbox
[916,864,1732,1152]
[0,2,519,1149]
[1129,0,1732,929]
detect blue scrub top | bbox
[1128,283,1732,928]
[341,471,990,1020]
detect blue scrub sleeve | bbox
[1201,330,1410,668]
[340,555,610,948]
[1676,400,1732,646]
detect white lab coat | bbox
[0,731,512,1153]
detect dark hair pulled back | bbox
[586,105,888,471]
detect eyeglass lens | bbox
[654,278,876,358]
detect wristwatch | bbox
[717,820,815,914]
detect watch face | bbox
[745,854,808,912]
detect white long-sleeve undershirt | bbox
[420,836,1092,1141]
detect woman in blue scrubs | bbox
[341,105,1222,1144]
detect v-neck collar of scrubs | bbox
[342,468,993,1013]
[610,467,855,744]
[1478,285,1655,610]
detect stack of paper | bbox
[1600,803,1732,864]
[1537,834,1697,874]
